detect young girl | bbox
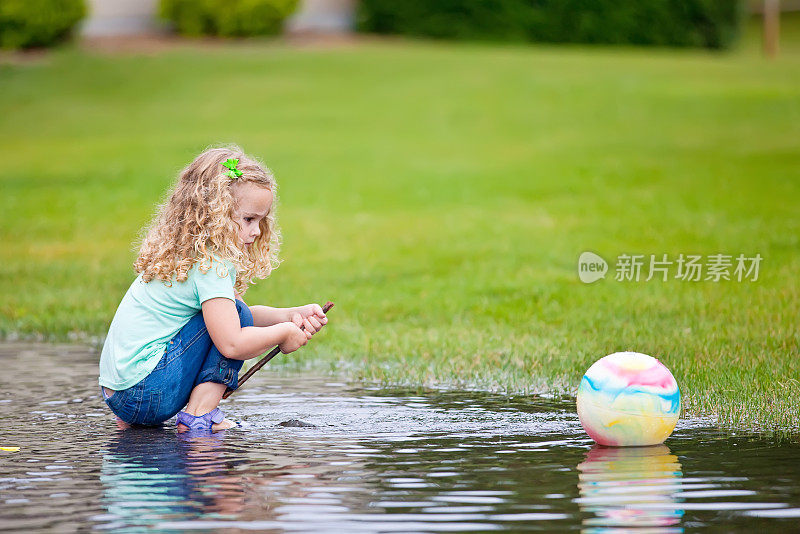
[99,146,328,432]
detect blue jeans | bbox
[102,299,252,426]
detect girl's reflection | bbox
[100,428,245,529]
[577,444,684,532]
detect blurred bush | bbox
[0,0,85,49]
[160,0,299,37]
[358,0,745,49]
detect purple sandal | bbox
[176,408,227,431]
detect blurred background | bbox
[1,0,798,429]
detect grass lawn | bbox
[1,15,799,431]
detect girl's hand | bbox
[279,322,310,354]
[294,304,328,334]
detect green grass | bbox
[1,15,799,431]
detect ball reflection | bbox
[576,444,684,531]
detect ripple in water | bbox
[1,342,799,532]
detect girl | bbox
[99,146,327,432]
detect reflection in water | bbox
[101,429,245,530]
[577,445,684,532]
[2,343,800,532]
[99,425,375,531]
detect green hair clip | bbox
[222,158,243,180]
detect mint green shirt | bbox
[99,257,237,390]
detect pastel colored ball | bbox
[577,352,680,447]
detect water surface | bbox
[1,342,799,532]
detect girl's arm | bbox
[234,292,325,328]
[249,305,293,327]
[202,298,316,360]
[250,304,329,328]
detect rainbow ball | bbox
[577,352,680,447]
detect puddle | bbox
[0,342,799,532]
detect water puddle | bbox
[1,342,799,532]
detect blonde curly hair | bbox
[134,145,281,295]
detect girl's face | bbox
[231,182,273,248]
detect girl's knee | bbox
[235,299,254,328]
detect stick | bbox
[222,301,334,399]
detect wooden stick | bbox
[222,301,334,399]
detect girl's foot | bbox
[176,408,237,432]
[213,418,237,432]
[177,418,236,432]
